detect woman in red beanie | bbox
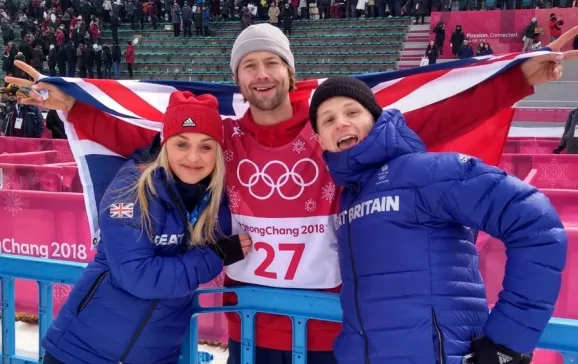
[40,91,252,364]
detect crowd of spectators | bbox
[0,0,420,80]
[1,0,576,80]
[0,0,141,79]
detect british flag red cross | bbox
[109,203,134,219]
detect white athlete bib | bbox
[223,118,341,289]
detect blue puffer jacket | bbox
[42,146,231,364]
[325,109,567,364]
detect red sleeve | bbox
[67,101,156,157]
[403,66,534,149]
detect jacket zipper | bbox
[432,308,446,364]
[74,171,186,362]
[76,270,109,315]
[346,183,371,364]
[117,179,184,362]
[117,300,159,364]
[113,177,194,362]
[74,270,160,363]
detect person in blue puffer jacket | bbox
[308,76,568,364]
[41,91,252,364]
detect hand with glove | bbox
[466,337,533,364]
[553,146,564,154]
[210,233,252,266]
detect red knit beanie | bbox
[161,91,224,146]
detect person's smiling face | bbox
[166,132,218,184]
[315,96,375,153]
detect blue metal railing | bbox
[1,254,578,364]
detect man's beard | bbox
[243,83,288,112]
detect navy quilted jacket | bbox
[325,109,567,364]
[42,146,231,364]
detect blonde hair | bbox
[134,143,226,247]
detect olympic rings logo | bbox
[237,158,319,200]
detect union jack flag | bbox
[42,50,552,240]
[109,203,134,219]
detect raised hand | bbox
[520,25,578,86]
[4,60,76,111]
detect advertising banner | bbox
[431,9,578,56]
[0,189,227,343]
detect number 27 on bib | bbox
[225,227,341,289]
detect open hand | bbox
[520,25,578,86]
[4,60,76,111]
[239,234,252,257]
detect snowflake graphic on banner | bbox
[536,158,571,188]
[26,170,39,187]
[483,18,499,32]
[321,182,336,201]
[226,186,240,211]
[520,141,551,155]
[293,140,306,154]
[1,172,16,190]
[305,199,317,212]
[3,192,23,216]
[309,131,318,141]
[518,13,533,26]
[520,145,551,154]
[453,12,466,25]
[53,284,73,305]
[54,143,74,163]
[223,149,234,163]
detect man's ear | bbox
[316,132,329,151]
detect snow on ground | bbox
[0,322,229,364]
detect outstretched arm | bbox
[404,26,578,149]
[5,61,156,157]
[418,154,567,354]
[67,101,156,157]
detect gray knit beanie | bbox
[230,23,295,78]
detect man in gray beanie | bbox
[230,23,295,80]
[222,22,342,364]
[227,23,299,119]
